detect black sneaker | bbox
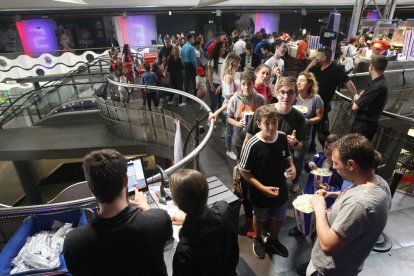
[297,261,310,276]
[265,238,289,258]
[288,226,303,237]
[252,237,265,259]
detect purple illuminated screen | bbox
[16,19,58,56]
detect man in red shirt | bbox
[296,35,308,71]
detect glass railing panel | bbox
[2,107,32,129]
[126,108,140,124]
[119,123,134,140]
[164,116,176,133]
[116,108,128,122]
[131,125,145,140]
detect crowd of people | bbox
[80,27,395,276]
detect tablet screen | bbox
[127,158,147,192]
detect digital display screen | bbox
[127,158,147,192]
[322,31,337,39]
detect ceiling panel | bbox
[0,0,413,11]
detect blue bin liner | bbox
[0,209,88,276]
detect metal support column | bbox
[384,0,397,19]
[13,161,43,204]
[348,0,397,40]
[348,0,365,40]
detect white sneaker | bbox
[168,101,173,105]
[178,103,187,107]
[226,151,237,161]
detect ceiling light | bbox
[54,0,87,4]
[169,11,172,16]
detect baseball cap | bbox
[196,66,205,76]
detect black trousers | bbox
[184,63,196,96]
[351,118,378,141]
[310,115,330,151]
[146,92,158,110]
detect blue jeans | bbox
[225,115,234,151]
[293,137,311,184]
[253,202,288,221]
[208,82,222,112]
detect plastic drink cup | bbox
[243,111,254,126]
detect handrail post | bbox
[71,75,80,98]
[34,101,42,122]
[390,170,403,198]
[194,119,201,170]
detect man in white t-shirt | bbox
[265,39,288,83]
[233,34,247,56]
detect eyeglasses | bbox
[278,90,296,97]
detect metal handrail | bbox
[0,45,159,59]
[106,77,215,183]
[45,97,98,118]
[335,90,414,123]
[98,107,192,135]
[0,83,215,214]
[0,183,96,216]
[348,67,414,78]
[0,59,110,127]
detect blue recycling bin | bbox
[0,209,88,276]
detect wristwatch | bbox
[293,140,299,146]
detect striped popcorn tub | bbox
[311,168,333,190]
[292,194,315,236]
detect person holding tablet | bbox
[63,149,172,276]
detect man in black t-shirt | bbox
[351,55,388,141]
[158,35,172,63]
[63,149,172,276]
[244,76,305,151]
[241,76,305,236]
[305,47,357,151]
[240,105,296,260]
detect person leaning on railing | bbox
[351,54,388,141]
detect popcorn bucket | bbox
[243,111,254,126]
[293,208,316,236]
[311,169,333,190]
[292,194,315,236]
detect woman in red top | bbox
[109,47,121,74]
[253,64,272,103]
[122,44,135,83]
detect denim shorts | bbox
[253,202,288,221]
